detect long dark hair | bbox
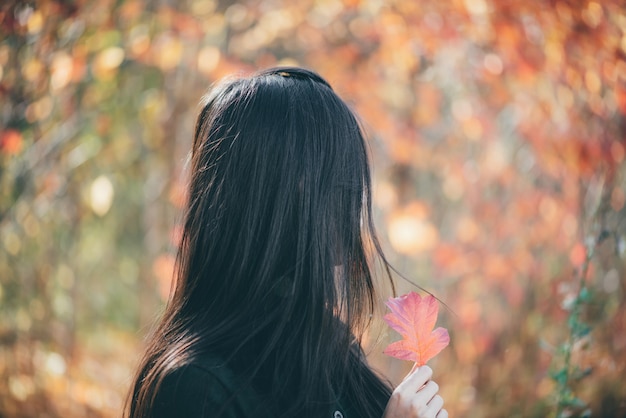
[127,67,394,418]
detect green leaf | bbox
[550,368,568,385]
[578,287,591,303]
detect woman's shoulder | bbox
[153,353,275,418]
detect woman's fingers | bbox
[397,365,433,393]
[423,394,444,417]
[425,381,439,401]
[412,381,439,407]
[408,382,441,418]
[383,366,446,418]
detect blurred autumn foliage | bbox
[1,0,625,417]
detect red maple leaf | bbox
[383,292,450,366]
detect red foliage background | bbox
[1,0,624,416]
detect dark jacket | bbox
[152,354,356,418]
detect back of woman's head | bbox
[180,67,374,331]
[129,67,392,418]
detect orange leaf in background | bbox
[153,254,176,301]
[1,130,23,155]
[383,292,450,366]
[616,85,626,116]
[569,243,586,267]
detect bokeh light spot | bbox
[89,175,115,217]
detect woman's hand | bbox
[383,365,448,418]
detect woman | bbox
[127,67,447,418]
